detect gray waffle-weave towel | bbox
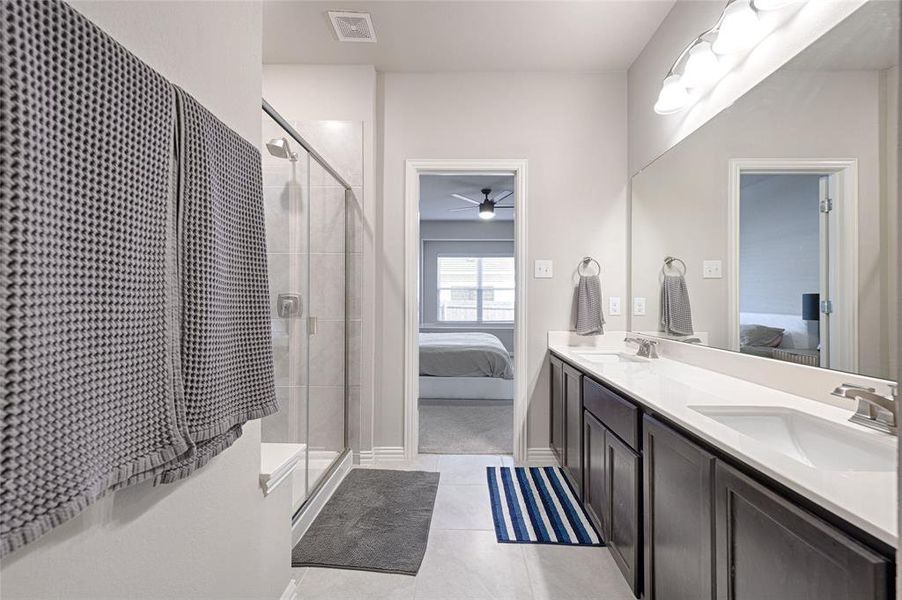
[661,274,694,336]
[575,275,605,335]
[156,87,279,483]
[1,0,188,557]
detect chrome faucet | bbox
[832,383,898,435]
[624,337,659,359]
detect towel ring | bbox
[578,257,601,277]
[662,256,687,276]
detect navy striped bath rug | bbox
[486,466,602,546]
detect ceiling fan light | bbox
[654,74,691,115]
[479,201,495,219]
[712,0,761,55]
[681,41,720,88]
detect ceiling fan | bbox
[448,188,514,220]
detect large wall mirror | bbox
[630,0,898,381]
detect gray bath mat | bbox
[292,469,440,575]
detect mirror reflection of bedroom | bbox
[418,173,516,455]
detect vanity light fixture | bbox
[681,40,721,88]
[712,0,762,55]
[752,0,802,10]
[653,74,692,115]
[654,0,803,115]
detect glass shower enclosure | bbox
[260,100,350,520]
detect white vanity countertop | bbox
[549,339,898,547]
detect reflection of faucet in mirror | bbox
[624,337,660,359]
[832,383,897,435]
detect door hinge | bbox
[820,299,834,314]
[819,198,834,213]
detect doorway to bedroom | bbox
[417,171,517,455]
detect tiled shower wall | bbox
[260,118,364,464]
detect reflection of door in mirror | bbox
[732,162,858,374]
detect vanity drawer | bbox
[583,377,639,451]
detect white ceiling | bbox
[262,1,676,72]
[420,174,515,221]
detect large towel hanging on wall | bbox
[0,0,277,556]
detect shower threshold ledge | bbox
[260,442,306,496]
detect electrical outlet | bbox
[534,259,553,279]
[609,297,622,316]
[633,297,646,316]
[703,260,722,279]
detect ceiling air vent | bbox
[328,11,377,43]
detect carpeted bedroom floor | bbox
[418,399,513,454]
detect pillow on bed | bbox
[740,324,785,348]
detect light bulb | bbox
[681,41,720,88]
[654,75,691,115]
[752,0,800,10]
[479,202,495,219]
[712,0,762,55]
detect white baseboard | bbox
[363,446,406,462]
[526,447,558,464]
[291,451,352,545]
[279,578,300,600]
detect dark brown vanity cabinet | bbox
[549,356,565,465]
[562,363,583,496]
[605,431,641,595]
[714,462,891,600]
[643,415,715,600]
[582,377,641,596]
[549,353,894,600]
[550,356,583,496]
[583,411,608,536]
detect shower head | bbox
[266,137,298,162]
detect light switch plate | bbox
[534,259,553,279]
[703,260,723,279]
[633,297,646,316]
[609,297,622,316]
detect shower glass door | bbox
[261,113,311,515]
[307,161,347,492]
[261,109,349,518]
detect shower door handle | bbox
[308,316,318,335]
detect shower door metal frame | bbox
[262,99,351,523]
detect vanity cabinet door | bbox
[562,364,583,497]
[549,356,565,465]
[583,411,609,539]
[606,431,641,596]
[643,416,715,600]
[714,462,891,600]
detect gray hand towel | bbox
[575,274,606,335]
[1,0,186,557]
[661,274,694,336]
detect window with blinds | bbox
[436,256,515,323]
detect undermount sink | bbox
[570,350,649,364]
[690,405,896,473]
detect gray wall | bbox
[377,71,629,450]
[739,174,821,316]
[419,220,516,352]
[0,3,293,598]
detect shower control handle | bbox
[277,293,302,318]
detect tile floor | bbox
[291,454,636,600]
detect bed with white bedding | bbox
[419,332,514,400]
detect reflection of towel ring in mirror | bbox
[662,256,686,276]
[578,257,601,277]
